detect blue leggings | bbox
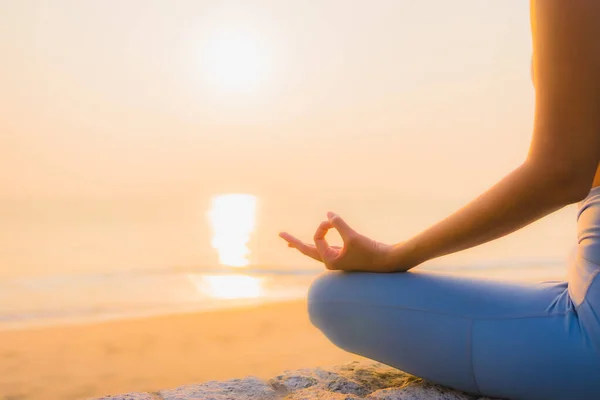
[308,188,600,400]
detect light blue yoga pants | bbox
[308,188,600,400]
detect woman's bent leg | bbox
[308,270,600,400]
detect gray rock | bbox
[269,373,319,392]
[330,362,421,393]
[90,361,503,400]
[269,365,368,397]
[285,386,362,400]
[368,383,475,400]
[94,393,159,400]
[159,377,278,400]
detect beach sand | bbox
[0,300,362,400]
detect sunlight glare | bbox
[200,28,270,94]
[208,194,257,267]
[193,275,263,299]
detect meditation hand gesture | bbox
[279,212,401,272]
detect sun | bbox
[200,28,270,94]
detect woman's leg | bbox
[308,270,600,400]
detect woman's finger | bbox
[279,232,321,261]
[327,212,356,241]
[313,220,333,261]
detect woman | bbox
[279,2,600,399]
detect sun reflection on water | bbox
[208,194,257,267]
[199,194,263,300]
[191,275,263,299]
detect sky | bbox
[0,1,577,278]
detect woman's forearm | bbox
[392,161,587,270]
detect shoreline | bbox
[0,296,287,333]
[0,265,567,333]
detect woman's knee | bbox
[307,271,374,354]
[307,270,413,331]
[307,271,342,330]
[306,271,398,341]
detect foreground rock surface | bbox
[92,361,500,400]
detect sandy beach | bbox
[0,300,363,400]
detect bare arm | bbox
[392,0,600,270]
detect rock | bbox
[269,365,368,397]
[94,393,159,400]
[284,386,363,400]
[159,377,278,400]
[269,372,320,392]
[368,383,474,400]
[90,361,503,400]
[330,362,421,393]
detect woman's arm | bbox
[392,0,600,271]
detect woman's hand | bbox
[279,212,404,272]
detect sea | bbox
[0,196,575,331]
[0,261,568,331]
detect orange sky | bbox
[0,1,576,278]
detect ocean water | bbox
[0,197,575,330]
[0,266,316,331]
[0,261,567,331]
